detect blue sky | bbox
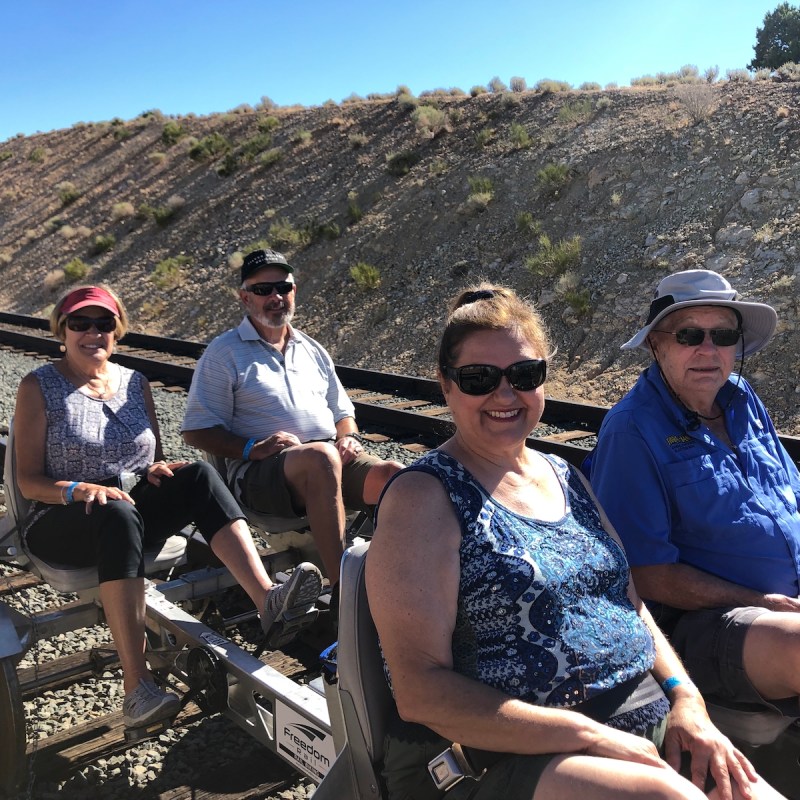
[1,0,780,143]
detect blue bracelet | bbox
[242,437,257,460]
[64,482,79,503]
[661,676,685,694]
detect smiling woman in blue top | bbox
[591,269,800,717]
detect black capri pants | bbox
[25,461,245,583]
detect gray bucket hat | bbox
[622,269,777,357]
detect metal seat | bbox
[2,419,187,594]
[314,541,391,799]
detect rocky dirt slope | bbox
[2,82,799,431]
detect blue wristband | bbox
[661,676,685,694]
[242,437,257,460]
[64,482,79,503]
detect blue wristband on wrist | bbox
[661,676,685,694]
[242,437,257,460]
[65,482,79,503]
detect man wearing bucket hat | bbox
[591,269,800,716]
[182,249,402,599]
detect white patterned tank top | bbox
[33,362,155,481]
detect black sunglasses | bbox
[244,281,295,297]
[443,359,547,396]
[653,327,741,347]
[66,315,117,333]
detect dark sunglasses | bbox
[654,327,741,347]
[66,315,117,333]
[244,281,295,297]
[444,359,547,396]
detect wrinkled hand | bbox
[335,435,363,465]
[78,482,135,514]
[582,722,668,770]
[664,695,756,800]
[147,460,191,487]
[252,432,301,459]
[761,593,800,613]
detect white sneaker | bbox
[122,679,180,727]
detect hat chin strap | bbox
[649,333,746,432]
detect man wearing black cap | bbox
[182,249,402,594]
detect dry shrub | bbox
[43,269,65,292]
[111,202,135,221]
[674,84,717,124]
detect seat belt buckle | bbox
[428,743,483,791]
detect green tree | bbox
[750,3,800,69]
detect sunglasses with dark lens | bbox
[66,316,117,333]
[244,281,295,297]
[655,327,741,347]
[444,359,547,396]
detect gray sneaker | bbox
[122,679,180,727]
[261,562,323,648]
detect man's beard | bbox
[252,306,295,328]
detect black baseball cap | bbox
[241,248,294,283]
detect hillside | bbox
[2,82,800,432]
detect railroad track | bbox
[0,312,607,467]
[3,311,800,466]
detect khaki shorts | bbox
[239,448,380,517]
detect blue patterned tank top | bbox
[387,449,657,709]
[34,362,155,481]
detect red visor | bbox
[60,287,120,317]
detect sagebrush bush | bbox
[563,287,592,317]
[674,84,717,123]
[350,261,381,290]
[90,234,116,255]
[537,163,570,196]
[151,255,190,290]
[509,122,531,148]
[349,132,369,148]
[536,79,572,93]
[777,62,800,81]
[258,115,280,132]
[161,120,185,146]
[475,127,494,147]
[0,151,12,162]
[510,76,527,93]
[43,268,65,292]
[470,85,487,97]
[487,76,507,93]
[56,181,81,206]
[63,257,90,282]
[239,132,274,161]
[189,133,232,160]
[726,69,751,83]
[468,176,494,196]
[524,234,581,276]
[558,99,593,124]
[397,92,419,111]
[111,202,135,221]
[347,191,363,224]
[28,146,46,163]
[260,147,283,167]
[516,212,542,236]
[579,82,601,91]
[704,66,719,83]
[292,129,312,145]
[268,218,309,249]
[386,150,421,176]
[412,105,448,137]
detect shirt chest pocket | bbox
[663,454,742,542]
